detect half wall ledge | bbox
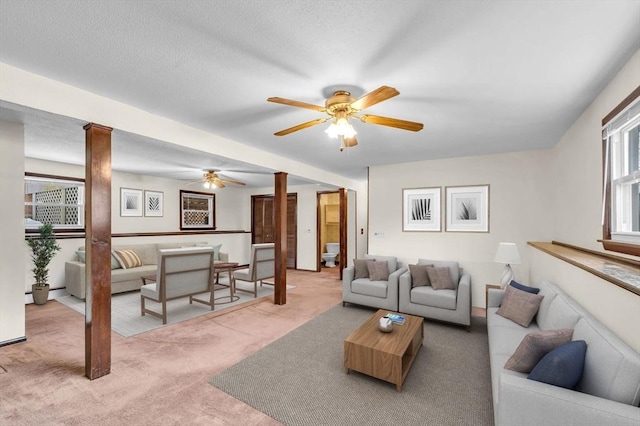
[528,241,640,296]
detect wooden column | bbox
[83,123,112,380]
[339,188,348,281]
[274,172,287,305]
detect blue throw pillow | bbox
[510,280,540,294]
[527,340,587,389]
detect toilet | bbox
[322,243,340,267]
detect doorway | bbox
[316,191,341,275]
[251,193,297,269]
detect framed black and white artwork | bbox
[144,190,164,217]
[402,187,441,232]
[445,185,489,232]
[120,188,143,217]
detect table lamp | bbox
[494,242,521,288]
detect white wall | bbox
[551,49,640,254]
[368,150,554,308]
[536,49,640,350]
[0,121,26,344]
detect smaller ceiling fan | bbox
[267,85,423,151]
[186,170,246,189]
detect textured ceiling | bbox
[1,0,639,185]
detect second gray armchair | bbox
[399,259,471,330]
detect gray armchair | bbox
[399,259,471,329]
[342,254,406,311]
[232,243,275,297]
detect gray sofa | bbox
[487,280,640,426]
[342,254,406,311]
[65,242,227,299]
[398,259,471,329]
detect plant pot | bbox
[32,284,50,305]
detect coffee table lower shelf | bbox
[343,309,424,391]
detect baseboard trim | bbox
[0,336,27,347]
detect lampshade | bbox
[494,243,521,265]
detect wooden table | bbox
[212,262,240,304]
[344,309,424,391]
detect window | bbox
[24,173,85,232]
[602,87,640,255]
[180,190,215,230]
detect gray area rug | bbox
[57,279,290,337]
[209,304,494,426]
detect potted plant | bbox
[26,223,61,305]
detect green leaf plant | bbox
[26,223,61,286]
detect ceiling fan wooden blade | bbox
[214,180,225,188]
[220,178,246,186]
[274,118,328,136]
[267,97,326,112]
[350,86,399,111]
[359,114,424,132]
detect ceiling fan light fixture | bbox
[325,115,357,139]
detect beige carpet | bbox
[56,279,294,337]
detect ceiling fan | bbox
[267,85,423,151]
[186,170,246,189]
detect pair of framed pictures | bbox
[120,188,164,217]
[402,185,489,232]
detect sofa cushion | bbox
[196,242,222,260]
[496,285,544,327]
[111,264,157,284]
[537,295,581,331]
[426,266,455,290]
[504,328,574,373]
[408,264,431,287]
[367,261,389,281]
[573,317,640,405]
[353,259,370,279]
[418,259,459,288]
[411,286,456,310]
[364,254,397,274]
[351,278,387,298]
[510,280,540,294]
[528,340,587,390]
[76,249,122,270]
[113,249,143,269]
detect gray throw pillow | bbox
[496,285,544,327]
[353,258,371,279]
[504,328,574,373]
[367,261,389,281]
[409,264,432,287]
[426,266,455,290]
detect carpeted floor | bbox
[56,279,292,337]
[210,304,494,426]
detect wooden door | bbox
[252,194,297,268]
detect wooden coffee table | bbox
[344,309,424,391]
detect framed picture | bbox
[402,187,441,232]
[120,188,143,217]
[144,190,164,217]
[445,185,490,232]
[180,190,216,230]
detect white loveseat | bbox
[65,242,227,299]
